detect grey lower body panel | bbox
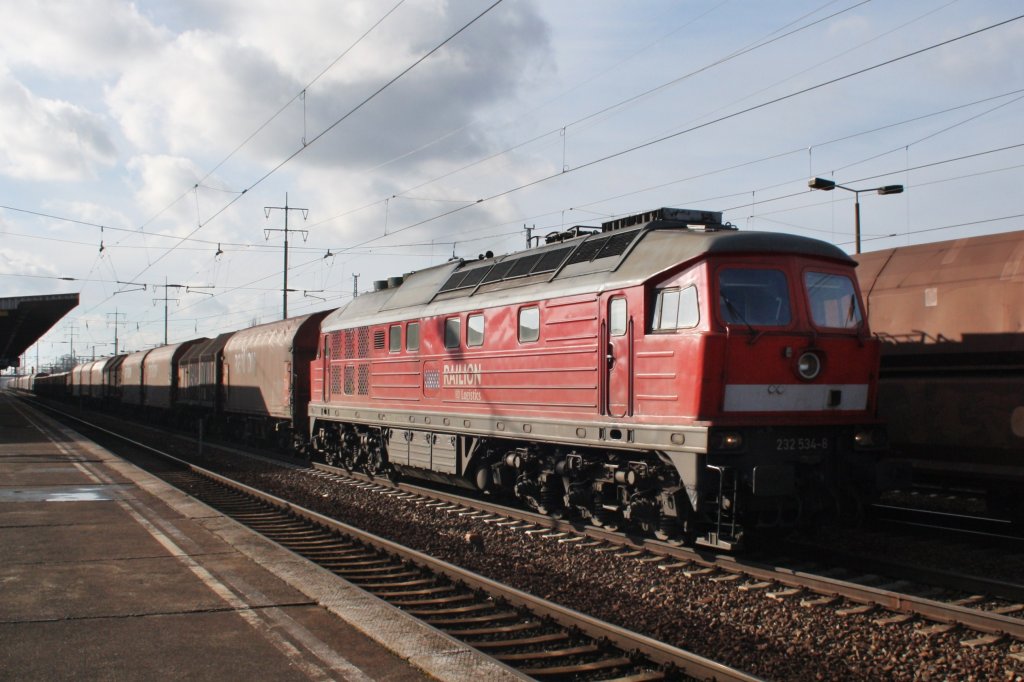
[310,402,708,456]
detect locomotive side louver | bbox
[437,230,641,295]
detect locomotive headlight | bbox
[796,351,822,381]
[712,431,744,450]
[854,427,888,450]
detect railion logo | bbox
[443,363,482,386]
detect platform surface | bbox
[0,393,524,681]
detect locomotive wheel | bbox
[292,433,308,459]
[654,515,683,542]
[339,452,355,472]
[514,474,563,516]
[538,482,565,517]
[593,510,619,532]
[523,494,561,517]
[365,450,387,478]
[628,496,661,537]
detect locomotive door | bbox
[319,334,329,402]
[605,296,632,418]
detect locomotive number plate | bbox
[775,436,829,452]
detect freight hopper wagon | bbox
[309,208,888,549]
[857,230,1024,518]
[220,312,331,451]
[177,332,235,427]
[34,371,69,399]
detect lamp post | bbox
[808,177,903,254]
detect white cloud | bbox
[827,15,871,39]
[0,68,116,180]
[4,0,1022,369]
[126,154,208,231]
[0,0,166,77]
[0,246,59,281]
[108,30,295,159]
[933,21,1024,86]
[105,1,551,175]
[56,201,133,231]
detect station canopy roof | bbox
[0,293,79,371]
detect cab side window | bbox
[653,285,699,331]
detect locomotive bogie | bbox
[310,414,699,537]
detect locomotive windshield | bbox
[718,268,791,327]
[804,271,862,329]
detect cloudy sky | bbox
[2,0,1022,369]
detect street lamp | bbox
[808,177,903,254]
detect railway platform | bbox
[0,393,523,681]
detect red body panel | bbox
[315,294,606,422]
[311,255,879,431]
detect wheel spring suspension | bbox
[657,513,682,540]
[538,476,563,512]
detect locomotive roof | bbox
[322,210,853,332]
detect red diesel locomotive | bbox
[309,208,888,549]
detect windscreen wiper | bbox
[721,295,762,345]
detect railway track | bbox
[305,463,1024,647]
[27,397,757,682]
[870,501,1023,543]
[23,396,1024,678]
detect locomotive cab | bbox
[688,254,885,546]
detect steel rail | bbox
[30,397,1024,648]
[318,464,1024,642]
[202,466,762,682]
[24,399,760,682]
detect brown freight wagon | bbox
[70,361,92,399]
[178,332,235,425]
[857,229,1024,517]
[88,356,121,402]
[101,354,128,402]
[142,339,206,411]
[221,311,333,450]
[34,372,69,399]
[120,349,152,407]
